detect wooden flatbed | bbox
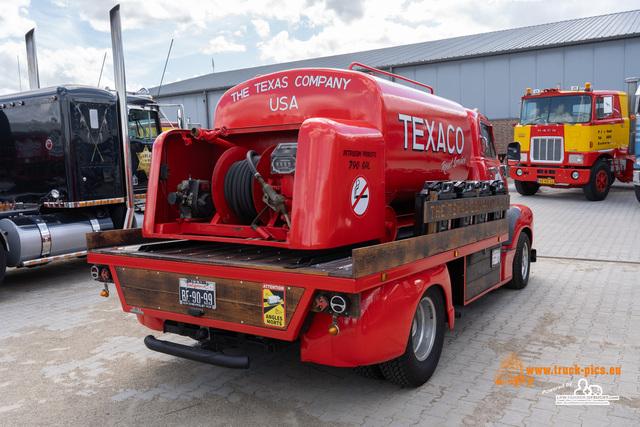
[87,194,510,280]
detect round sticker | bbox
[351,176,369,216]
[45,139,53,150]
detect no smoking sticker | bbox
[351,176,369,216]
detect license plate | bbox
[537,178,555,184]
[491,248,501,267]
[179,278,216,309]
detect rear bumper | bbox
[144,335,250,368]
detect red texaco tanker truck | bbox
[88,63,535,387]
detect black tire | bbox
[379,287,445,387]
[635,185,640,204]
[514,180,539,196]
[0,245,6,286]
[583,160,612,201]
[354,364,385,380]
[506,232,531,290]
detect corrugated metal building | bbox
[151,9,640,152]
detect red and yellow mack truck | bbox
[88,63,535,387]
[508,83,635,201]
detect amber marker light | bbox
[328,323,339,335]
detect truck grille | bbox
[531,137,563,163]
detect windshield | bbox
[128,108,160,142]
[520,95,592,125]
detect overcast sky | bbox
[0,0,637,95]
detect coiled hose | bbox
[223,152,260,224]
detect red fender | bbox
[501,204,534,281]
[300,264,452,367]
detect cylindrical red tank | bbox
[214,68,473,209]
[144,68,479,250]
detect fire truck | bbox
[88,63,535,387]
[0,6,181,285]
[508,83,635,201]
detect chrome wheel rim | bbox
[412,296,436,361]
[521,241,529,279]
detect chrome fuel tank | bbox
[0,213,113,267]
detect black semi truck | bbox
[0,5,175,284]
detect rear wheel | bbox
[379,287,445,387]
[635,185,640,203]
[514,180,539,196]
[583,160,611,201]
[354,364,385,380]
[506,233,531,290]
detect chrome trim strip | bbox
[33,216,51,257]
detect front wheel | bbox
[635,185,640,204]
[514,180,539,196]
[583,160,612,201]
[379,287,445,387]
[506,232,531,289]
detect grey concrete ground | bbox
[0,182,638,426]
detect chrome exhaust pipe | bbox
[25,28,40,90]
[109,4,135,229]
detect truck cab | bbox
[468,110,504,183]
[509,85,634,201]
[0,86,162,284]
[126,93,163,209]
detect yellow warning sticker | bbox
[263,284,286,328]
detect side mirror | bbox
[479,135,489,155]
[507,142,521,163]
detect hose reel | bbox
[223,153,260,224]
[223,150,291,229]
